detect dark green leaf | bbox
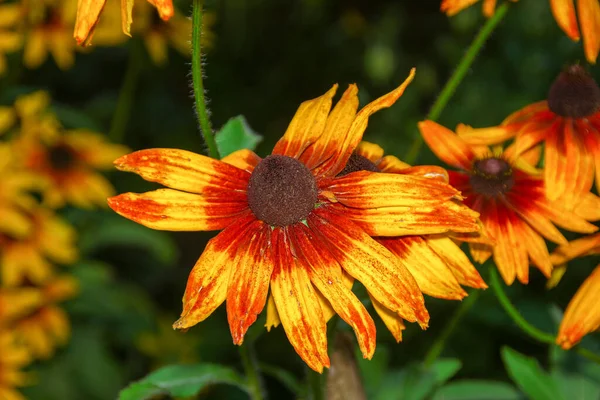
[259,363,304,397]
[501,347,564,400]
[119,363,249,400]
[432,380,523,400]
[215,115,262,157]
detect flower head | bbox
[109,69,482,371]
[419,120,599,285]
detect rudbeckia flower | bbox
[551,234,600,348]
[331,141,487,341]
[74,0,174,46]
[468,65,600,211]
[14,275,78,359]
[0,331,32,400]
[419,120,599,285]
[0,3,23,75]
[0,208,77,287]
[109,70,482,372]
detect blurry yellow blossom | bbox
[0,287,43,324]
[0,331,32,400]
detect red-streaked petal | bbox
[317,69,416,177]
[550,0,581,41]
[270,229,330,372]
[227,223,274,345]
[272,85,338,159]
[115,149,250,194]
[557,264,600,349]
[291,224,376,359]
[355,141,384,163]
[334,200,480,237]
[426,236,487,289]
[108,189,249,231]
[396,165,450,182]
[173,214,257,330]
[309,208,429,327]
[300,85,359,171]
[326,171,461,209]
[221,149,261,173]
[502,101,551,125]
[369,294,405,342]
[550,233,600,265]
[578,0,600,63]
[418,120,475,170]
[377,236,467,300]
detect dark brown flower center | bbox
[469,157,514,198]
[337,153,380,177]
[247,155,317,226]
[48,143,77,170]
[547,65,600,118]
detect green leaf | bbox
[119,363,249,400]
[215,115,262,157]
[259,363,304,397]
[432,380,523,400]
[501,347,564,400]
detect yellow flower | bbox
[109,70,482,372]
[74,0,174,46]
[0,287,43,325]
[0,330,32,400]
[0,208,78,287]
[14,275,78,360]
[419,120,599,285]
[22,0,79,70]
[0,3,23,75]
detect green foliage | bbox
[118,364,249,400]
[215,116,262,158]
[432,380,523,400]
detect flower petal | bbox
[369,294,405,342]
[355,141,385,163]
[573,192,600,221]
[418,121,475,170]
[108,189,249,231]
[146,0,175,20]
[272,85,338,159]
[456,124,513,146]
[291,224,376,359]
[550,0,581,41]
[378,236,467,300]
[517,221,553,279]
[74,0,106,46]
[270,229,330,373]
[114,149,250,194]
[221,149,261,173]
[376,155,410,172]
[550,233,600,265]
[557,264,600,349]
[265,294,280,331]
[440,0,480,16]
[578,0,600,63]
[309,208,429,327]
[227,223,273,344]
[173,215,256,330]
[426,236,487,289]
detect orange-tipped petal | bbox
[108,189,249,231]
[550,0,581,40]
[272,85,338,159]
[309,208,429,327]
[147,0,175,20]
[369,294,405,342]
[418,121,476,170]
[114,149,250,194]
[441,0,480,16]
[226,223,273,345]
[318,69,416,177]
[221,149,262,173]
[550,233,600,265]
[291,224,376,359]
[557,264,600,349]
[378,236,467,300]
[426,236,487,289]
[173,215,256,330]
[270,230,330,373]
[578,0,600,63]
[354,141,385,163]
[74,0,106,46]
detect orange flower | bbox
[419,120,599,285]
[334,141,487,341]
[74,0,174,46]
[109,70,482,372]
[441,0,518,18]
[460,65,600,213]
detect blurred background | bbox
[0,0,598,399]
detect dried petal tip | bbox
[548,65,600,118]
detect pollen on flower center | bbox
[48,143,77,170]
[469,157,514,198]
[547,65,600,118]
[247,155,317,227]
[337,153,380,176]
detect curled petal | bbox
[74,0,106,46]
[441,0,480,16]
[418,121,475,170]
[354,141,385,163]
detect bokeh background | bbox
[1,0,599,399]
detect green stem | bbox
[403,3,510,164]
[423,290,481,367]
[308,368,324,400]
[489,268,600,365]
[239,343,264,400]
[109,40,142,143]
[191,0,220,159]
